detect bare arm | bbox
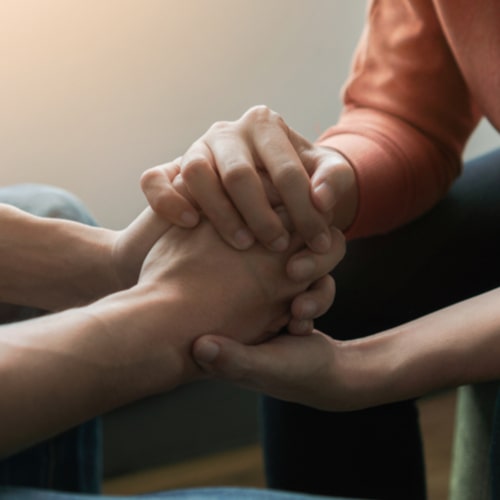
[0,285,187,457]
[0,204,167,311]
[193,287,500,411]
[0,216,344,457]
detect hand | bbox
[139,219,345,344]
[105,208,337,336]
[108,208,172,292]
[141,105,358,254]
[192,330,357,411]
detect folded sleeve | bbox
[316,0,482,239]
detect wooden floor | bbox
[103,390,457,499]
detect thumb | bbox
[310,149,355,216]
[192,335,269,390]
[125,207,172,252]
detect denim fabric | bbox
[0,184,102,493]
[0,487,354,500]
[262,148,500,500]
[491,390,500,500]
[0,184,96,224]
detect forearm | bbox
[0,204,119,310]
[0,283,201,457]
[340,287,500,409]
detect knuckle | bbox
[148,189,173,215]
[273,164,303,191]
[181,156,212,183]
[243,105,281,126]
[222,162,254,189]
[208,120,233,135]
[140,167,160,190]
[246,104,271,117]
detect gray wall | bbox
[0,0,496,229]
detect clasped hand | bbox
[138,215,345,346]
[131,105,358,408]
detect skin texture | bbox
[139,105,499,413]
[0,205,345,457]
[0,204,169,311]
[140,106,356,332]
[141,106,358,253]
[193,287,500,411]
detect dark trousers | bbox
[262,148,500,500]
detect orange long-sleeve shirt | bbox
[317,0,499,239]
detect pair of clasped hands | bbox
[141,106,357,410]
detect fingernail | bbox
[194,340,220,363]
[314,182,335,212]
[290,256,315,281]
[270,234,289,252]
[181,211,198,227]
[310,232,331,253]
[234,229,254,249]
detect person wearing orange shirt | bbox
[142,1,500,498]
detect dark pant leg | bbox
[491,391,500,499]
[0,184,102,493]
[262,149,500,500]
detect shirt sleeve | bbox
[316,0,482,239]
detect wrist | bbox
[85,282,205,400]
[338,318,462,409]
[336,333,401,410]
[59,226,127,308]
[0,282,201,455]
[0,205,126,311]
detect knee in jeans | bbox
[0,183,96,225]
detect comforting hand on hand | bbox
[139,217,345,344]
[141,105,357,253]
[140,105,357,330]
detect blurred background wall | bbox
[0,0,497,229]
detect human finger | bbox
[309,148,358,230]
[252,120,331,253]
[286,318,314,336]
[287,226,346,282]
[206,130,290,252]
[140,161,200,227]
[180,141,255,250]
[192,331,341,411]
[290,274,336,322]
[192,334,287,392]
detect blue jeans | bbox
[0,487,353,500]
[261,149,500,499]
